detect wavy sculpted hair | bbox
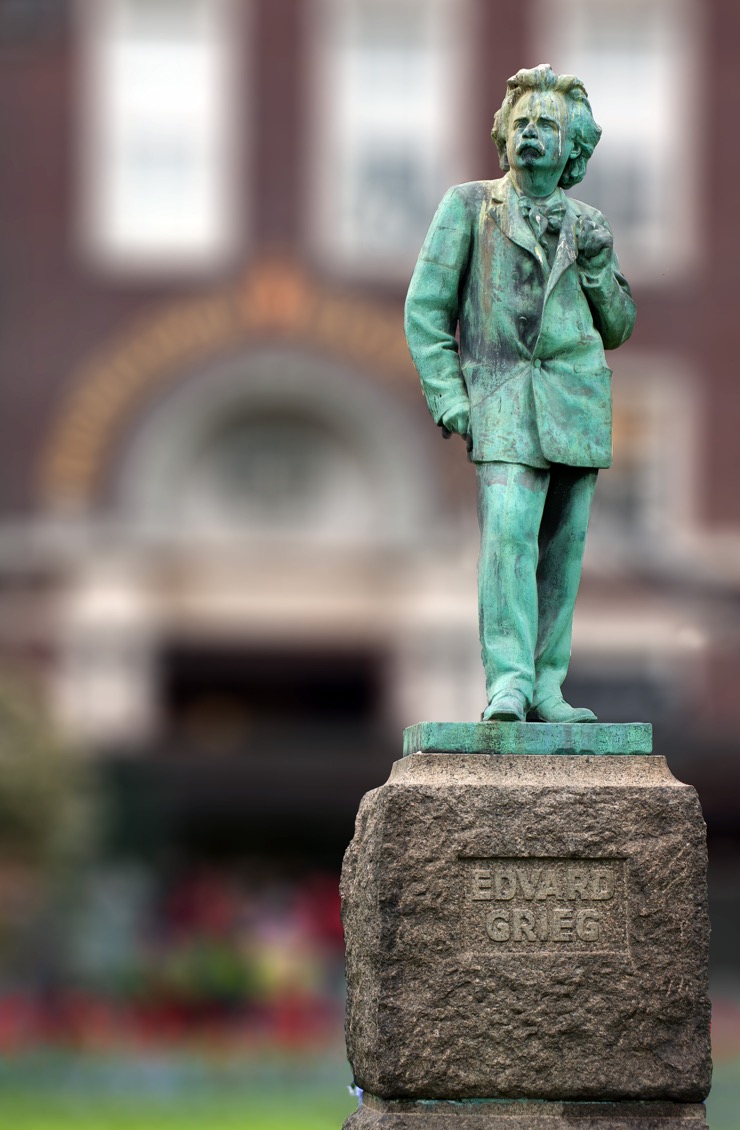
[491,64,602,190]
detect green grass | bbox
[0,1098,357,1129]
[0,1050,358,1129]
[707,1059,740,1130]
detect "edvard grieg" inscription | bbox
[463,858,627,952]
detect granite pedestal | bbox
[341,723,711,1128]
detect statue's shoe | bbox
[482,692,526,722]
[528,695,597,724]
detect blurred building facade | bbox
[0,0,738,955]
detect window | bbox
[177,410,379,540]
[310,0,471,277]
[76,0,241,272]
[534,0,700,282]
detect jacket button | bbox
[518,315,527,326]
[533,359,541,369]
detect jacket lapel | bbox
[488,176,580,297]
[487,176,548,272]
[543,195,578,306]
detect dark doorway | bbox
[162,643,384,747]
[102,642,396,865]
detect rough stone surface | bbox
[403,722,653,758]
[343,1097,708,1128]
[341,751,711,1102]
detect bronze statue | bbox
[405,65,636,723]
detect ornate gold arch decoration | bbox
[40,259,416,509]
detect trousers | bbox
[475,461,598,710]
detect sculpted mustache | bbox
[517,139,545,155]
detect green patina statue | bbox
[405,64,636,724]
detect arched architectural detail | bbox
[39,259,418,509]
[115,346,438,546]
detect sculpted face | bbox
[507,90,575,189]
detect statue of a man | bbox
[405,64,636,723]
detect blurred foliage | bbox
[0,671,91,870]
[0,671,94,974]
[154,938,255,1005]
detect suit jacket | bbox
[404,175,636,468]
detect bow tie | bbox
[518,195,566,239]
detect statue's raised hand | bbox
[576,216,613,271]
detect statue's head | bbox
[491,64,601,189]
